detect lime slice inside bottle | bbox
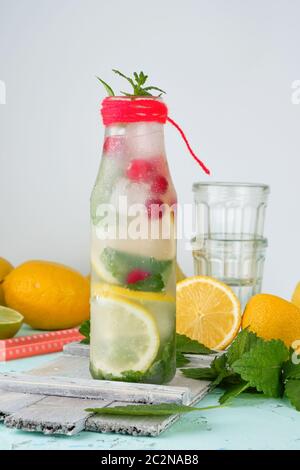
[0,307,24,340]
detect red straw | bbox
[0,328,84,362]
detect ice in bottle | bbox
[90,97,177,384]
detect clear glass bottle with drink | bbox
[90,96,177,384]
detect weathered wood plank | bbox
[24,353,211,403]
[85,380,210,437]
[63,342,89,357]
[63,342,218,367]
[0,391,45,421]
[27,353,213,386]
[4,396,112,436]
[85,400,178,437]
[171,373,210,399]
[0,373,191,404]
[28,355,90,380]
[0,343,214,437]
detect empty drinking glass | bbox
[192,182,270,309]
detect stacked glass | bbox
[192,182,270,309]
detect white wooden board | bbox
[0,373,191,404]
[0,391,44,420]
[0,342,213,437]
[5,396,112,436]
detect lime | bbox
[90,294,159,377]
[0,306,24,339]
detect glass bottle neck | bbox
[104,121,166,161]
[105,121,165,138]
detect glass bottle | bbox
[90,97,177,384]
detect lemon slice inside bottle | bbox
[91,282,174,302]
[92,283,176,348]
[90,294,160,377]
[91,254,118,284]
[0,307,24,340]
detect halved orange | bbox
[176,276,241,350]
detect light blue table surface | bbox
[1,326,300,450]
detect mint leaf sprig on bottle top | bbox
[96,68,210,174]
[96,69,166,97]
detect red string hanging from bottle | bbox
[101,97,210,175]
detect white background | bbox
[0,0,299,299]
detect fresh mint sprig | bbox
[176,351,190,367]
[218,382,250,405]
[96,69,166,97]
[181,329,300,410]
[86,403,222,416]
[232,339,289,397]
[176,333,213,355]
[285,380,300,410]
[96,77,115,96]
[79,319,90,344]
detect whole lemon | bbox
[242,293,300,348]
[3,260,90,330]
[292,282,300,309]
[0,257,14,306]
[176,263,186,282]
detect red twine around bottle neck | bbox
[101,97,210,175]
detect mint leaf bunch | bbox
[283,355,300,411]
[175,334,215,368]
[96,69,166,97]
[182,329,300,411]
[176,333,213,355]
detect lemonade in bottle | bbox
[90,71,209,384]
[90,74,177,383]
